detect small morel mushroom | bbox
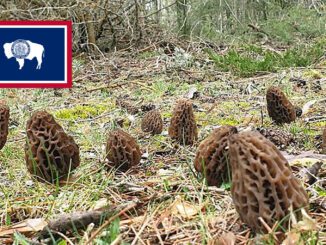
[0,102,9,150]
[141,103,156,112]
[116,99,139,114]
[229,131,308,233]
[322,127,326,154]
[141,110,163,135]
[194,125,237,186]
[25,111,80,184]
[266,86,296,124]
[168,99,198,145]
[106,129,141,171]
[256,127,293,150]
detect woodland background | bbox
[0,0,325,244]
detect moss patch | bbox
[55,104,108,120]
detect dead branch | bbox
[38,202,137,238]
[86,202,137,244]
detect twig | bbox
[86,202,137,244]
[151,218,164,245]
[111,234,122,245]
[131,215,151,245]
[50,230,74,245]
[305,116,326,123]
[258,217,278,242]
[39,208,113,237]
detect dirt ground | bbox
[0,47,325,244]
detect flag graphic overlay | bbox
[0,21,72,88]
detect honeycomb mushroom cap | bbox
[194,125,237,186]
[141,110,163,135]
[0,103,9,150]
[106,129,141,171]
[168,99,198,145]
[25,111,80,184]
[229,131,308,233]
[266,86,296,124]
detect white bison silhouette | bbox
[3,40,45,70]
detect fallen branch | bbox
[86,202,137,244]
[38,202,137,239]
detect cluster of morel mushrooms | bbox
[0,86,325,234]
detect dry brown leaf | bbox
[208,216,227,228]
[215,232,236,245]
[92,198,108,210]
[282,208,317,245]
[290,157,325,167]
[120,215,146,225]
[282,150,326,163]
[301,100,317,115]
[282,232,302,245]
[170,196,204,219]
[0,218,47,236]
[292,209,317,231]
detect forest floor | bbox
[0,41,325,244]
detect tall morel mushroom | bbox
[194,125,237,186]
[266,86,296,124]
[0,102,9,150]
[25,111,80,184]
[141,109,163,135]
[168,99,198,145]
[229,131,308,233]
[106,129,141,171]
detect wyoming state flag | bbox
[0,21,72,88]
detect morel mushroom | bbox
[0,102,9,150]
[141,104,156,112]
[322,127,326,154]
[141,110,163,135]
[25,111,80,184]
[116,99,139,114]
[194,125,237,186]
[256,127,293,150]
[106,129,141,171]
[266,86,296,124]
[168,99,198,145]
[229,131,308,233]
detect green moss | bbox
[162,111,172,118]
[215,117,239,126]
[145,170,153,176]
[237,101,251,109]
[302,128,318,136]
[303,69,323,79]
[317,188,326,197]
[55,104,108,120]
[219,101,236,110]
[312,121,326,127]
